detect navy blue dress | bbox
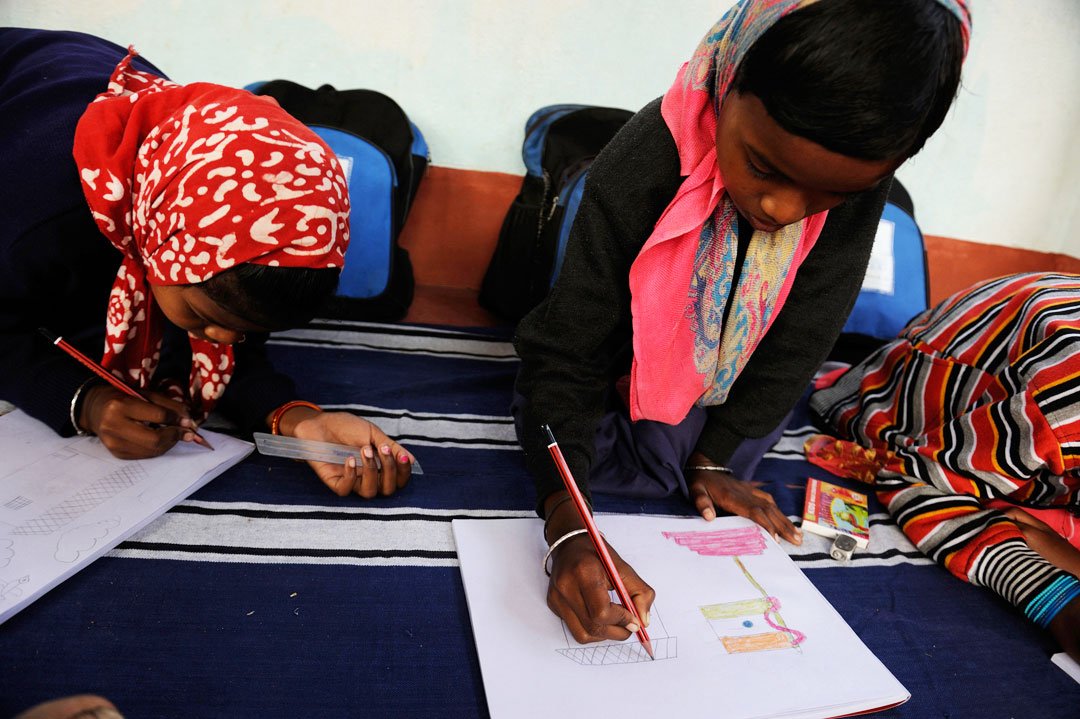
[0,28,296,435]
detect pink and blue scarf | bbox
[627,0,971,425]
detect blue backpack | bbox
[245,80,429,321]
[480,104,634,321]
[832,179,930,362]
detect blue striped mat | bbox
[1,321,1077,718]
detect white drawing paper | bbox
[0,410,252,623]
[453,515,909,719]
[1052,652,1080,686]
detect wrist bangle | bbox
[542,495,574,540]
[542,528,592,577]
[270,400,322,435]
[70,378,97,437]
[685,464,733,474]
[1025,575,1080,629]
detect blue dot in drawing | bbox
[742,620,753,628]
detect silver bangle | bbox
[685,464,733,474]
[70,378,96,437]
[542,528,591,576]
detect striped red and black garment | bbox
[811,272,1080,628]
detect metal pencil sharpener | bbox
[829,534,858,562]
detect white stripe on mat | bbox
[269,321,517,361]
[319,404,519,450]
[790,516,934,569]
[109,503,931,569]
[765,425,821,459]
[109,503,534,567]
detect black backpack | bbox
[247,80,429,321]
[480,104,634,321]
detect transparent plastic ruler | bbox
[253,432,423,474]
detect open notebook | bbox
[453,515,909,719]
[0,410,251,624]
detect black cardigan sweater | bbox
[0,28,297,436]
[514,97,890,511]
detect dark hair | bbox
[732,0,965,161]
[200,264,340,331]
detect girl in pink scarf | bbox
[517,0,970,647]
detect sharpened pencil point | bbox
[192,432,215,451]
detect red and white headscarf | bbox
[73,49,350,416]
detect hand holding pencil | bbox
[40,328,213,458]
[541,425,656,656]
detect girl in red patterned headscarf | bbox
[1,29,413,499]
[75,49,350,418]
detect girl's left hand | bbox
[687,466,802,545]
[1002,507,1080,577]
[287,410,415,498]
[1049,596,1080,664]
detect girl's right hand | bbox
[546,536,655,644]
[79,384,199,459]
[543,492,655,643]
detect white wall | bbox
[897,0,1080,256]
[4,0,1077,256]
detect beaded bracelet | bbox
[270,400,322,435]
[1025,575,1080,629]
[542,528,591,576]
[685,464,734,474]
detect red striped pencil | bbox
[39,327,213,450]
[542,424,654,660]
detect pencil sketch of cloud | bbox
[0,539,13,568]
[55,518,121,563]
